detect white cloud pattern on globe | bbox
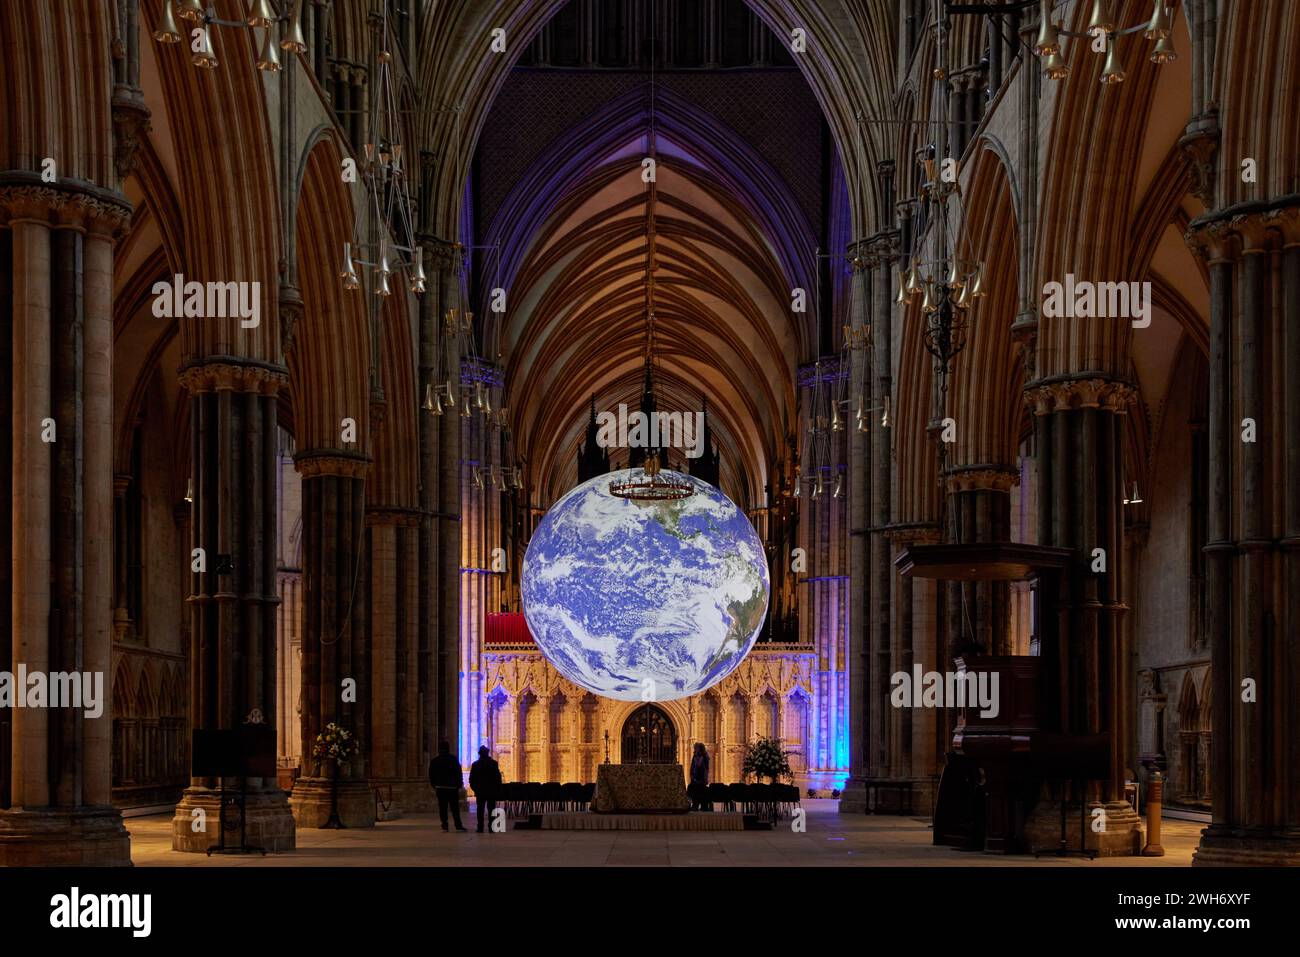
[522,469,770,701]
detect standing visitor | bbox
[429,740,467,832]
[469,745,504,833]
[688,742,711,811]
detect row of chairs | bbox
[485,780,802,819]
[493,781,596,817]
[700,783,802,819]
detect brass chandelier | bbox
[896,6,986,379]
[153,0,305,72]
[340,2,425,300]
[1032,0,1178,82]
[896,148,986,376]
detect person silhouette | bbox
[469,745,504,833]
[689,742,711,811]
[428,740,467,832]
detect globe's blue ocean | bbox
[521,468,770,701]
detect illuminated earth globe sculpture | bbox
[521,468,770,702]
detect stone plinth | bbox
[1194,831,1300,866]
[290,777,376,829]
[0,806,132,866]
[1023,800,1145,856]
[838,778,868,814]
[171,786,296,852]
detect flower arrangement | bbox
[312,722,358,769]
[741,736,793,783]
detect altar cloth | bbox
[591,762,689,813]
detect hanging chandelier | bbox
[153,0,305,72]
[896,148,986,375]
[793,357,847,502]
[421,298,489,419]
[1031,0,1178,82]
[609,61,694,505]
[340,2,425,299]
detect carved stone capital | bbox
[178,361,288,396]
[294,450,372,480]
[944,465,1019,494]
[1023,377,1135,415]
[1186,200,1300,259]
[0,181,133,237]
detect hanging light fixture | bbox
[1144,1,1172,39]
[248,0,277,27]
[1026,0,1180,84]
[340,243,360,290]
[1100,37,1126,84]
[410,248,426,294]
[156,0,303,70]
[191,25,218,68]
[1149,33,1177,64]
[1033,0,1061,56]
[1043,50,1071,80]
[891,17,982,387]
[256,28,281,72]
[280,0,307,54]
[1086,0,1117,35]
[342,3,423,302]
[153,1,183,43]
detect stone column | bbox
[0,184,131,865]
[113,474,132,641]
[1188,203,1300,865]
[289,452,373,829]
[365,506,429,812]
[839,242,872,813]
[944,467,1018,655]
[171,362,295,852]
[866,232,899,789]
[538,694,552,778]
[1023,378,1143,856]
[888,523,942,811]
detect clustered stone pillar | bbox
[171,362,295,852]
[459,360,504,766]
[289,452,373,828]
[943,467,1018,656]
[1023,378,1143,855]
[1189,203,1300,865]
[840,243,871,813]
[0,183,132,865]
[365,506,429,812]
[417,237,462,766]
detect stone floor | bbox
[124,800,1202,866]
